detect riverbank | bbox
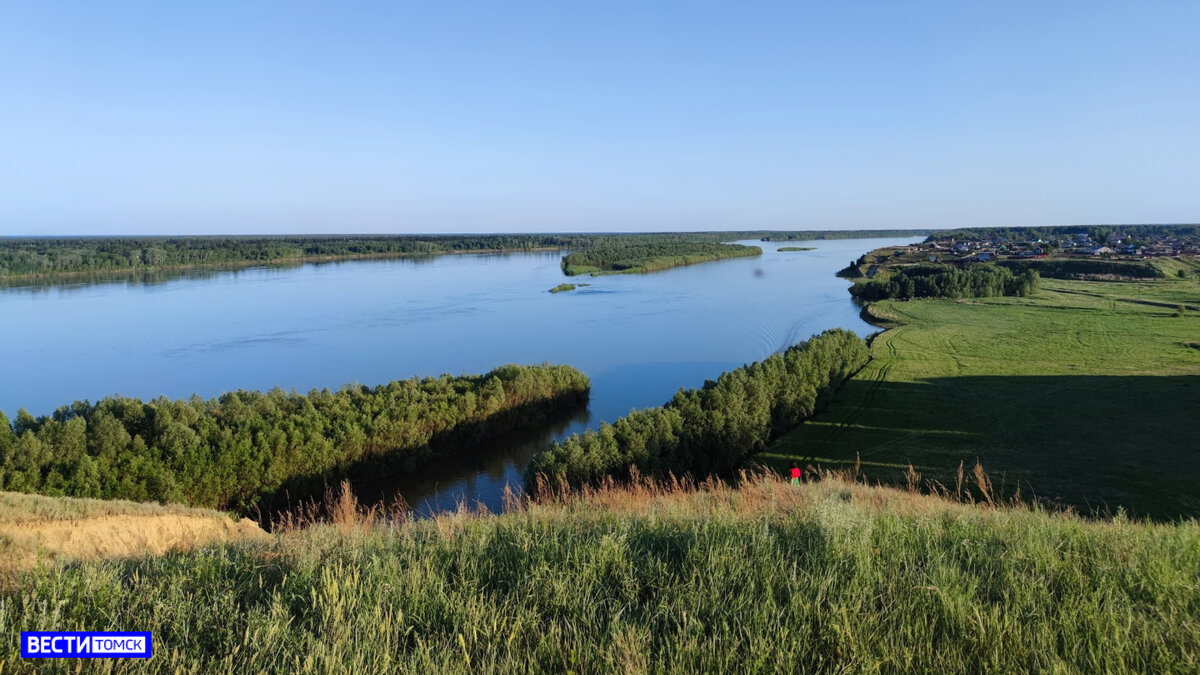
[763,274,1200,519]
[0,246,571,285]
[0,364,590,516]
[0,231,934,283]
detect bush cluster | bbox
[850,264,1039,301]
[525,329,867,488]
[998,258,1162,280]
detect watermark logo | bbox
[21,632,152,658]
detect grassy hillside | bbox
[764,275,1200,519]
[1153,256,1200,278]
[3,476,1198,672]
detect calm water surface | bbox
[1,237,918,513]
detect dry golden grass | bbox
[0,491,265,571]
[521,459,1025,526]
[0,491,226,524]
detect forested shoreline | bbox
[524,329,868,488]
[759,229,933,241]
[0,235,586,279]
[0,231,929,280]
[850,264,1040,300]
[0,364,589,513]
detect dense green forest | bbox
[0,364,589,513]
[0,235,592,278]
[998,258,1163,280]
[849,264,1039,301]
[0,231,931,279]
[524,329,867,488]
[560,242,761,275]
[927,224,1199,243]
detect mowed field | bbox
[763,274,1200,519]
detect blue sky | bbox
[2,1,1197,235]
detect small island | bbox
[778,246,815,251]
[561,242,762,276]
[549,283,577,293]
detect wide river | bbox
[2,236,919,513]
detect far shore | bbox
[0,246,571,283]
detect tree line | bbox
[1,231,935,279]
[928,224,1198,244]
[758,229,933,241]
[0,364,589,513]
[849,264,1039,301]
[524,329,868,489]
[560,242,761,275]
[0,235,594,278]
[998,258,1162,280]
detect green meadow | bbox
[764,275,1200,519]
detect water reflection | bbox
[0,254,444,294]
[349,407,592,517]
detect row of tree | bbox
[560,242,761,275]
[0,364,589,513]
[524,329,868,489]
[997,258,1162,280]
[927,224,1198,244]
[1,231,934,279]
[759,229,933,241]
[850,264,1039,301]
[0,235,597,278]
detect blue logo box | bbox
[21,632,152,658]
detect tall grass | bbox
[2,473,1198,672]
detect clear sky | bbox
[2,1,1197,235]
